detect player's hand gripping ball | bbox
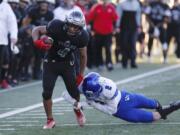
[40,35,54,45]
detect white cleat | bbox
[73,103,86,127]
[43,119,56,129]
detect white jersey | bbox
[79,73,122,115]
[0,2,18,45]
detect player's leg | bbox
[156,100,180,120]
[174,29,180,58]
[121,30,128,68]
[42,61,58,129]
[104,34,113,71]
[131,93,159,109]
[61,61,86,127]
[114,91,158,122]
[117,108,156,123]
[0,46,10,89]
[120,90,158,109]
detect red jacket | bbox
[87,3,118,35]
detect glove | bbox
[34,38,52,51]
[76,74,83,86]
[11,44,19,54]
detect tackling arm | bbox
[62,89,118,115]
[87,100,116,115]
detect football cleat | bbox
[43,118,56,129]
[157,100,180,120]
[73,102,86,127]
[0,80,11,89]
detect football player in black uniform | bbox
[167,0,180,58]
[32,11,89,129]
[145,0,171,63]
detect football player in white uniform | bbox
[63,72,180,123]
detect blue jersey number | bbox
[105,85,112,90]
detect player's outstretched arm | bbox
[87,100,117,115]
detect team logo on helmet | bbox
[82,73,102,100]
[65,11,85,36]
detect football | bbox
[40,35,54,45]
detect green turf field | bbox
[1,63,180,135]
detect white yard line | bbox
[6,117,46,119]
[0,64,180,119]
[0,128,15,131]
[59,122,180,126]
[0,120,39,123]
[11,122,180,127]
[116,64,180,85]
[0,98,64,119]
[20,113,64,116]
[0,125,12,127]
[0,81,41,94]
[1,122,180,129]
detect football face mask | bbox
[82,73,102,100]
[65,11,85,37]
[66,23,82,36]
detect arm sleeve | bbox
[78,30,89,48]
[88,100,116,115]
[7,4,18,40]
[46,20,60,36]
[111,5,118,23]
[116,4,123,28]
[136,3,141,27]
[87,5,96,24]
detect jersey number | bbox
[105,85,112,90]
[57,48,70,57]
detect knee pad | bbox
[42,91,52,100]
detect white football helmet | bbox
[65,11,85,36]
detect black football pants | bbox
[42,60,80,101]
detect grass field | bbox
[1,62,180,135]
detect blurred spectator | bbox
[116,0,141,69]
[137,1,147,58]
[145,0,171,63]
[19,0,30,26]
[167,0,180,59]
[22,0,54,80]
[7,0,21,86]
[87,0,118,71]
[18,26,34,81]
[114,0,121,65]
[53,0,84,20]
[0,0,18,89]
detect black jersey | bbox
[147,1,170,25]
[27,7,54,26]
[170,5,180,26]
[46,19,89,61]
